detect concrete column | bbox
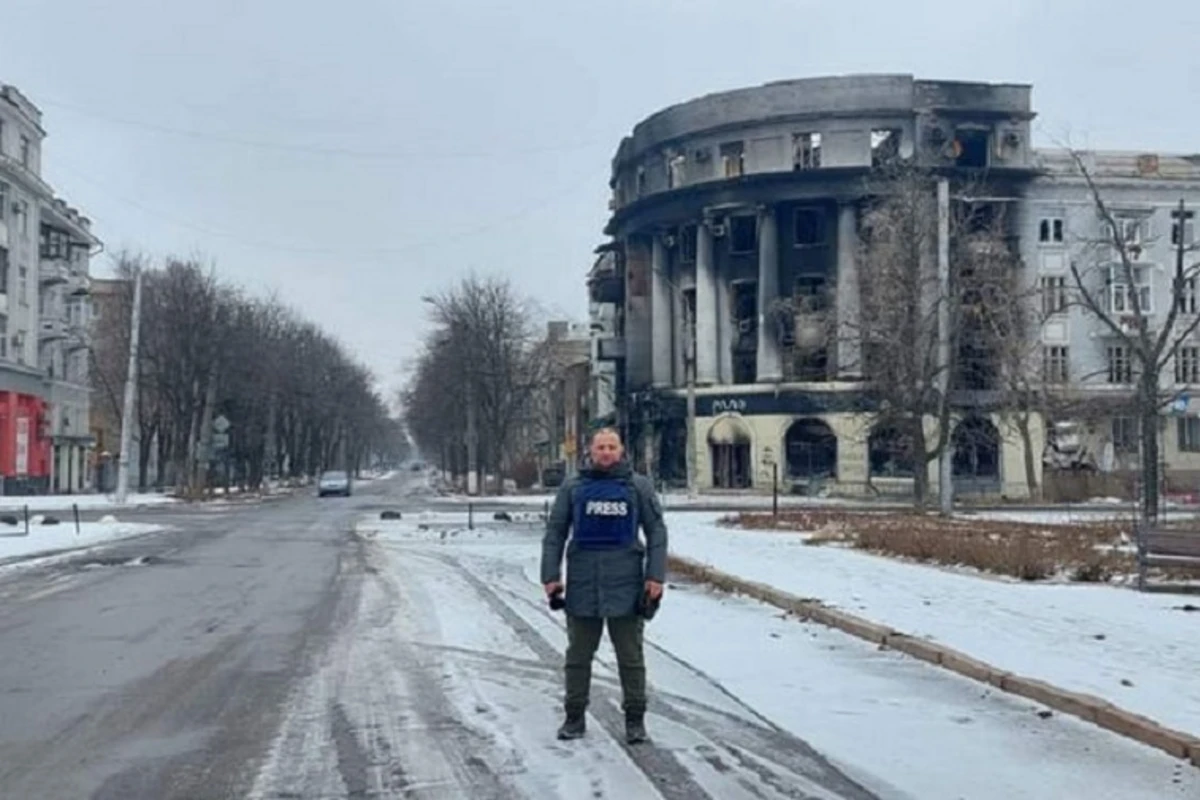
[756,205,782,382]
[835,202,862,379]
[717,272,733,384]
[650,234,672,387]
[694,221,718,385]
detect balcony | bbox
[66,324,89,352]
[39,318,66,342]
[39,259,70,287]
[66,272,91,297]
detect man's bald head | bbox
[589,428,624,468]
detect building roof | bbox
[1034,148,1200,181]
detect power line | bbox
[51,158,606,258]
[38,97,607,161]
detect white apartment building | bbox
[0,83,100,494]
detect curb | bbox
[668,554,1200,768]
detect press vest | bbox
[572,477,639,550]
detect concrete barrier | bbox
[669,553,1199,767]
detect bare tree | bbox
[852,161,1025,508]
[1064,150,1200,521]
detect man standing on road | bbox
[541,427,668,744]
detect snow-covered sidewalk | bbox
[666,512,1200,741]
[0,517,166,567]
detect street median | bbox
[668,553,1200,768]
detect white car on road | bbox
[317,470,352,497]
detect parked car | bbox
[318,470,352,497]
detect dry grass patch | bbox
[725,510,1133,582]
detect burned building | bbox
[594,74,1044,496]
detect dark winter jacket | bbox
[540,462,668,619]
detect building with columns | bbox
[592,74,1200,499]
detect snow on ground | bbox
[0,492,177,513]
[336,515,1200,799]
[0,518,165,567]
[667,512,1200,741]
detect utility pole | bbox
[115,267,143,505]
[936,178,954,516]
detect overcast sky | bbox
[3,0,1196,397]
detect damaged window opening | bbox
[793,208,826,247]
[666,153,686,189]
[731,280,758,383]
[720,141,745,178]
[868,425,915,478]
[871,129,901,167]
[730,216,757,254]
[680,224,697,262]
[792,132,821,170]
[953,128,990,169]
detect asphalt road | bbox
[0,474,420,799]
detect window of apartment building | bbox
[13,330,25,365]
[1104,216,1151,247]
[871,129,901,167]
[720,141,745,178]
[953,128,990,168]
[679,224,697,263]
[1108,265,1152,314]
[1179,277,1198,315]
[1040,275,1068,316]
[0,246,8,293]
[793,208,826,247]
[0,315,6,359]
[19,135,30,168]
[792,132,821,170]
[17,265,27,305]
[17,200,29,237]
[1178,417,1200,453]
[635,166,646,198]
[1172,209,1196,247]
[1112,416,1138,454]
[1038,217,1064,244]
[1042,345,1069,383]
[0,181,7,220]
[1107,344,1133,384]
[1177,346,1200,384]
[730,215,757,254]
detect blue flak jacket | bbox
[540,462,669,619]
[572,478,639,551]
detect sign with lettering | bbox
[710,398,748,414]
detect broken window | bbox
[636,166,646,197]
[720,141,745,178]
[785,419,837,479]
[731,280,758,384]
[730,216,757,254]
[679,224,697,263]
[793,208,826,247]
[952,128,990,168]
[868,425,915,478]
[1042,346,1069,383]
[870,129,901,167]
[1039,217,1065,244]
[1040,276,1067,316]
[792,132,821,170]
[1107,345,1133,384]
[1172,209,1195,246]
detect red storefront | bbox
[0,391,52,495]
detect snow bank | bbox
[667,513,1200,739]
[0,519,165,566]
[0,492,177,513]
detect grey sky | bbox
[3,0,1196,396]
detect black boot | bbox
[625,710,647,744]
[557,711,586,740]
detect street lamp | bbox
[762,445,779,519]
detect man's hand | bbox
[544,581,564,597]
[644,580,664,601]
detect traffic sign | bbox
[213,415,231,434]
